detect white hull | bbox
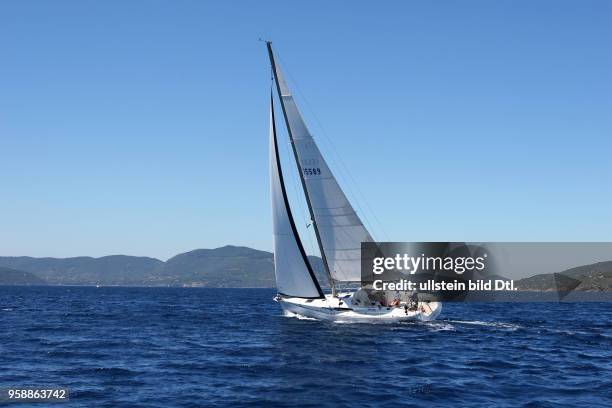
[277,293,442,323]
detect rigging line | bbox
[274,53,391,243]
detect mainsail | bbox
[269,93,324,298]
[267,43,373,284]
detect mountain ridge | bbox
[0,245,327,288]
[0,246,610,291]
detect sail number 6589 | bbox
[303,168,321,176]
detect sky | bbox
[1,1,611,260]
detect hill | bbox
[160,246,275,287]
[0,246,327,288]
[0,267,47,286]
[515,261,612,292]
[150,246,326,287]
[0,255,163,285]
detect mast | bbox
[266,41,337,297]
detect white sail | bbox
[270,54,373,283]
[269,96,324,298]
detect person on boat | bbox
[379,295,388,307]
[368,290,385,306]
[408,291,419,311]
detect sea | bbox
[0,287,610,407]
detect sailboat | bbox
[267,42,441,322]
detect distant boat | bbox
[266,42,441,322]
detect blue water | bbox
[0,287,610,407]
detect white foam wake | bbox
[449,320,521,330]
[423,321,456,331]
[282,310,318,321]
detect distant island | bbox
[0,246,326,288]
[0,245,610,291]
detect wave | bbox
[448,320,522,330]
[423,321,456,331]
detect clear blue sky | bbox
[1,1,610,260]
